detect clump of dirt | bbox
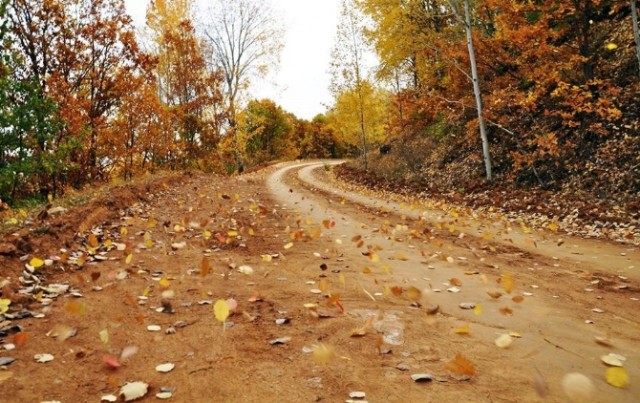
[0,173,193,281]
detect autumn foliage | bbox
[349,0,639,202]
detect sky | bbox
[123,0,341,120]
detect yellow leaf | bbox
[395,251,408,261]
[120,227,128,236]
[147,218,157,228]
[249,228,255,236]
[204,230,212,240]
[362,267,372,274]
[381,264,393,274]
[261,254,272,262]
[454,324,470,334]
[47,193,53,202]
[312,343,335,364]
[228,230,238,237]
[99,329,109,344]
[338,272,345,285]
[0,298,11,314]
[605,367,629,388]
[284,242,293,250]
[214,299,230,323]
[370,253,380,263]
[144,239,154,248]
[605,43,618,50]
[548,222,559,232]
[501,273,515,294]
[319,279,329,293]
[125,253,133,265]
[158,278,170,288]
[29,257,44,268]
[406,286,421,301]
[473,304,483,315]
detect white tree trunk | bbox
[462,0,492,181]
[632,0,640,79]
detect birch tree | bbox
[330,0,371,170]
[448,0,492,181]
[632,0,640,79]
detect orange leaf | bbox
[88,234,99,248]
[512,295,524,303]
[200,257,211,277]
[449,277,463,287]
[13,332,28,346]
[65,300,86,315]
[391,286,403,297]
[487,291,503,299]
[446,353,476,376]
[499,306,513,316]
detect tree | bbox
[203,0,284,170]
[330,0,373,170]
[240,99,295,166]
[448,0,492,181]
[632,0,640,79]
[327,81,389,157]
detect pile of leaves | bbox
[334,162,639,245]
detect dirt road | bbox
[0,161,638,402]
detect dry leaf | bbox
[487,291,503,299]
[605,367,629,388]
[449,278,463,287]
[391,286,403,297]
[446,353,475,376]
[200,257,211,276]
[501,273,514,294]
[13,332,28,346]
[512,295,524,303]
[454,324,470,334]
[499,306,513,316]
[313,343,335,364]
[213,300,230,324]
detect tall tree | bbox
[330,0,372,170]
[203,0,284,170]
[632,0,640,79]
[448,0,492,181]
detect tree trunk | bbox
[462,0,492,181]
[632,0,640,79]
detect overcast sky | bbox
[124,0,340,120]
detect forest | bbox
[1,0,639,210]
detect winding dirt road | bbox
[1,160,638,402]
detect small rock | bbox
[459,302,475,310]
[396,363,411,371]
[349,391,366,399]
[270,336,292,345]
[0,357,16,366]
[411,373,433,383]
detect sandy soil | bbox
[0,161,638,403]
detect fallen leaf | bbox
[473,304,483,315]
[120,381,149,401]
[200,257,211,276]
[512,295,524,303]
[29,257,45,268]
[562,373,594,401]
[313,343,336,364]
[487,291,503,299]
[214,300,230,324]
[103,355,121,368]
[446,353,475,376]
[12,332,28,347]
[449,278,463,287]
[454,324,470,334]
[501,273,514,294]
[499,306,513,316]
[99,329,109,344]
[605,367,629,388]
